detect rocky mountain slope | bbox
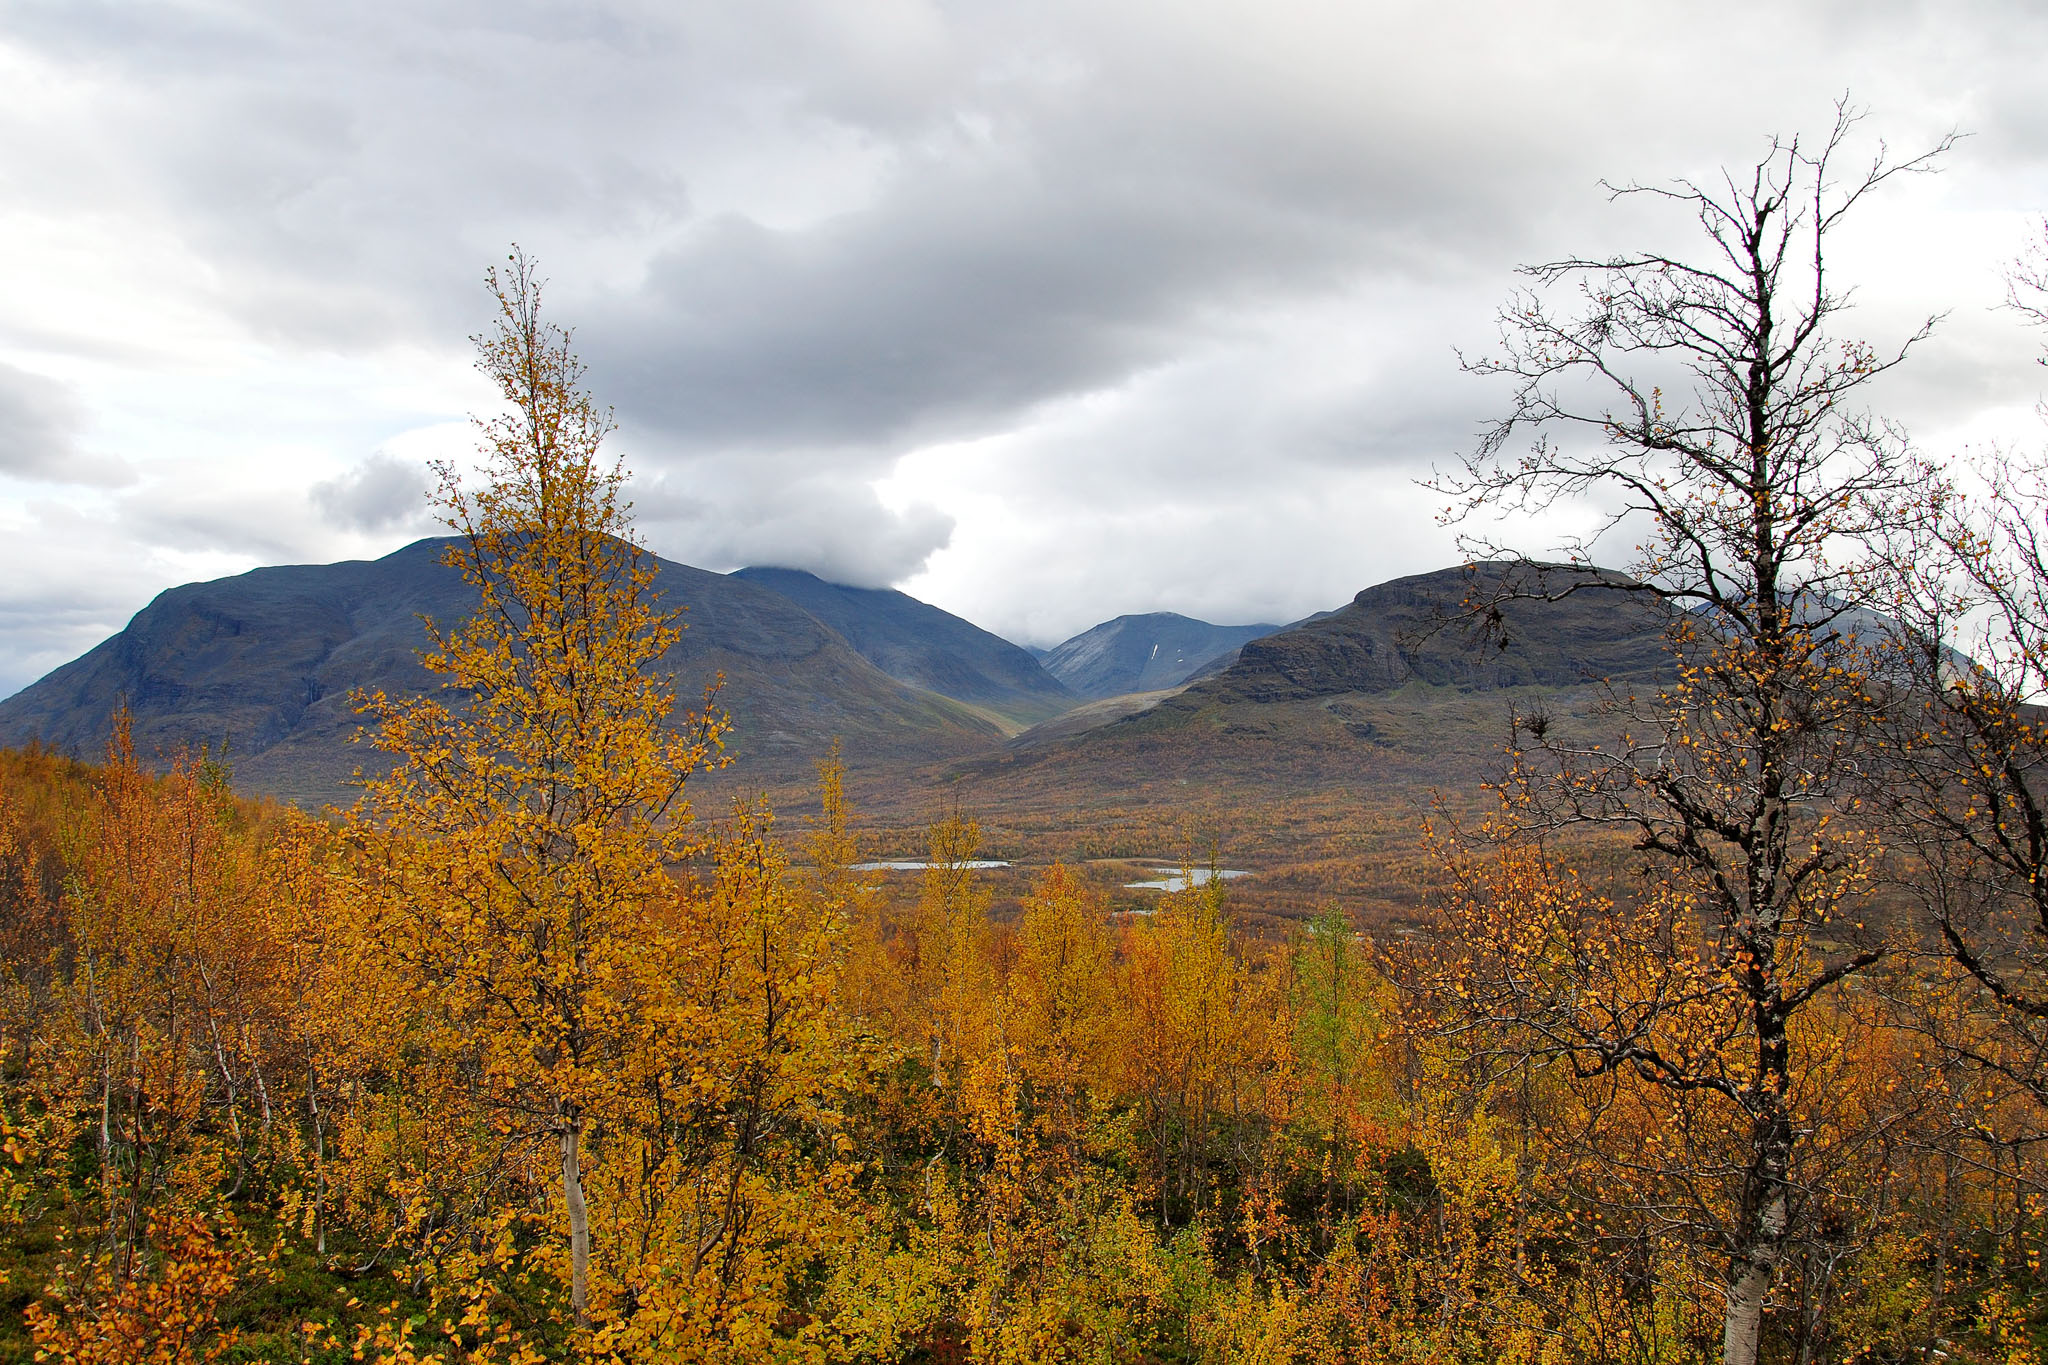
[1149,562,1671,714]
[731,566,1074,728]
[0,539,1012,805]
[1040,612,1282,699]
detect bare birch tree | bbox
[1433,103,1953,1365]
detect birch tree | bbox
[352,250,723,1325]
[1433,104,1951,1365]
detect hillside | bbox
[1149,562,1671,713]
[1040,612,1282,699]
[0,538,1007,805]
[731,566,1075,728]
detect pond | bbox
[1123,868,1250,892]
[852,860,1012,871]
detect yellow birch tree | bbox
[350,249,723,1325]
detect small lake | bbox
[853,860,1012,871]
[1123,868,1250,892]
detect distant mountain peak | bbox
[1040,612,1282,700]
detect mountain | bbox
[0,539,1009,805]
[1157,563,1672,711]
[972,562,1676,789]
[0,549,1701,931]
[1040,613,1283,700]
[731,566,1075,729]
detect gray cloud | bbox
[0,363,79,478]
[630,465,954,586]
[0,362,129,485]
[0,499,183,696]
[311,451,434,534]
[2,0,2046,694]
[116,454,415,567]
[591,150,1363,454]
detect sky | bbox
[2,0,2046,697]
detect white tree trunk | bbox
[561,1120,590,1325]
[1722,1257,1772,1365]
[1722,1169,1789,1365]
[308,1072,325,1257]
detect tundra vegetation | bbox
[8,124,2048,1364]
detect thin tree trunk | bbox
[562,1118,590,1325]
[203,999,246,1194]
[245,1019,272,1134]
[99,1056,112,1165]
[308,1071,325,1257]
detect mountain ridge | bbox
[0,552,1694,818]
[0,539,1011,804]
[1157,562,1673,712]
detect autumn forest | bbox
[12,118,2048,1365]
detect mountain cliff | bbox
[986,563,1676,786]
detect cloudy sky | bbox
[2,0,2045,697]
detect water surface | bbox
[853,859,1012,871]
[1123,868,1249,892]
